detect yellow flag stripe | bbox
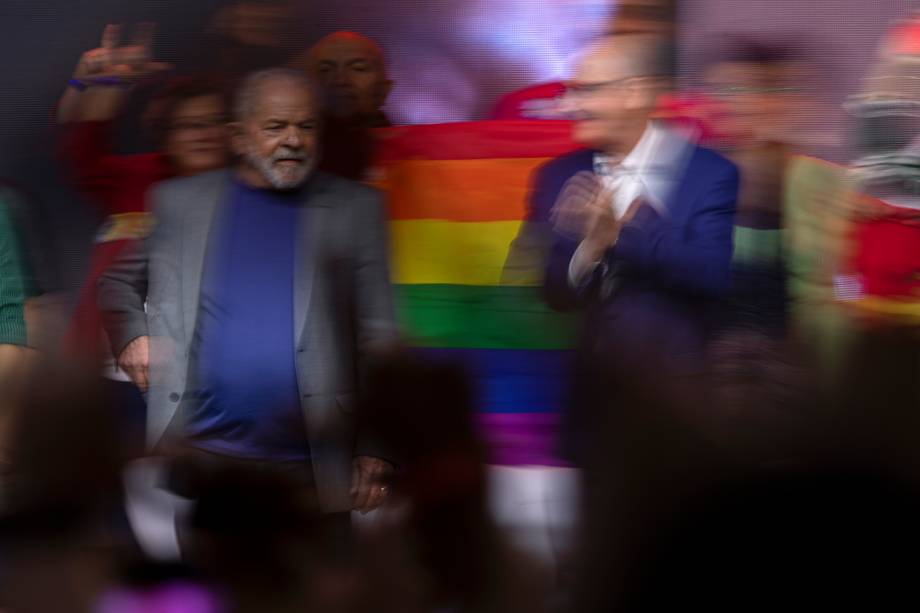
[389,220,527,286]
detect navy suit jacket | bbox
[541,145,739,374]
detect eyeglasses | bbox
[169,116,229,132]
[565,76,653,97]
[708,85,801,97]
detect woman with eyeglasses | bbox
[56,24,230,454]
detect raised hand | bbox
[73,23,170,82]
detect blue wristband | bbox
[68,78,88,92]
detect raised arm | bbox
[96,182,176,389]
[349,184,401,511]
[57,23,169,124]
[351,184,400,356]
[56,24,171,213]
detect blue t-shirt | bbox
[184,179,309,461]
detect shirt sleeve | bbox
[568,240,605,288]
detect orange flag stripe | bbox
[379,157,552,222]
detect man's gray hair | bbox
[233,67,323,121]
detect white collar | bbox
[630,121,692,171]
[596,121,695,174]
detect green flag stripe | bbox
[395,284,581,350]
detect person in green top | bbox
[0,187,32,458]
[0,188,29,349]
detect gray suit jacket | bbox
[98,169,399,512]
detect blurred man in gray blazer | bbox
[99,68,398,516]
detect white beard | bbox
[244,146,315,190]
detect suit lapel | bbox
[181,170,228,343]
[663,145,705,219]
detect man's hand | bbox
[117,335,150,391]
[74,23,170,82]
[552,171,646,262]
[59,23,170,124]
[550,171,612,241]
[580,196,644,262]
[351,455,393,514]
[0,344,37,467]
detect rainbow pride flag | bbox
[374,121,582,466]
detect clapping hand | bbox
[550,171,643,259]
[550,171,612,242]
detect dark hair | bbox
[709,37,797,68]
[612,33,678,82]
[616,0,677,26]
[145,74,230,147]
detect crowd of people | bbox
[1,0,919,611]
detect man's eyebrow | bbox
[347,56,380,67]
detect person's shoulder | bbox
[315,171,382,204]
[148,169,230,220]
[151,168,230,200]
[687,143,738,179]
[536,148,595,183]
[540,148,595,172]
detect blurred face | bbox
[609,0,675,35]
[163,95,229,176]
[564,41,658,152]
[233,79,319,190]
[705,62,780,144]
[211,1,291,48]
[307,34,392,120]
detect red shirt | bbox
[851,198,920,298]
[57,121,172,357]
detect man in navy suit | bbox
[544,33,738,372]
[539,34,739,612]
[539,34,739,458]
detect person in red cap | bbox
[846,15,920,300]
